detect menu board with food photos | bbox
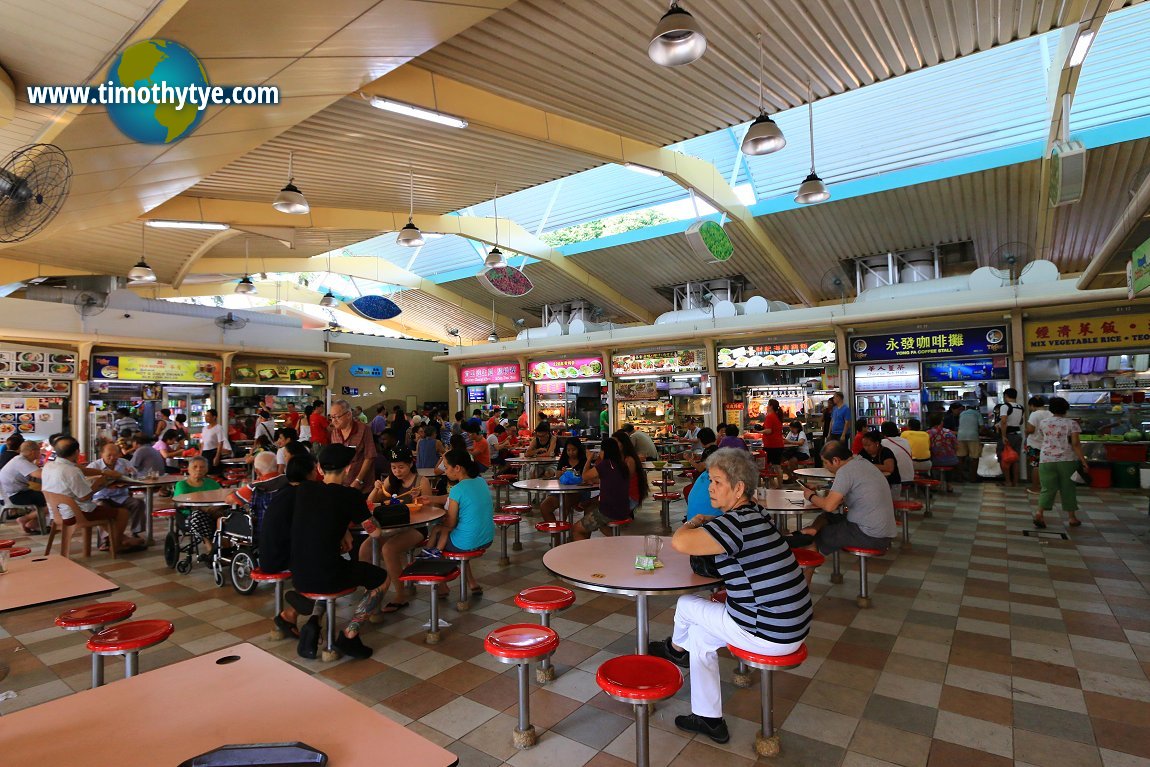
[717,340,836,369]
[0,397,66,436]
[527,357,603,381]
[612,349,703,377]
[233,360,326,385]
[92,355,221,383]
[0,348,77,379]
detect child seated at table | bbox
[173,456,222,560]
[422,449,494,596]
[539,437,591,524]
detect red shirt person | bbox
[309,402,331,445]
[328,399,377,490]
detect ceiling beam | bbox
[146,196,656,323]
[362,65,818,306]
[0,258,93,282]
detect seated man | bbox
[788,440,897,556]
[88,442,147,548]
[285,444,388,660]
[0,439,47,534]
[41,436,134,551]
[230,451,287,509]
[129,433,167,477]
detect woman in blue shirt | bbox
[426,449,494,595]
[685,444,721,521]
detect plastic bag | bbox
[558,469,582,485]
[1000,443,1019,466]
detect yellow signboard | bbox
[93,354,221,383]
[1023,312,1150,354]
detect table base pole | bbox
[636,594,649,655]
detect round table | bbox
[754,488,818,533]
[121,474,183,545]
[794,467,834,481]
[543,536,720,654]
[173,488,240,507]
[512,478,596,526]
[642,461,683,487]
[369,506,446,566]
[505,456,556,482]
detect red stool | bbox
[152,507,177,536]
[56,601,137,688]
[607,517,632,536]
[298,587,357,661]
[443,547,487,612]
[86,619,174,685]
[830,546,886,607]
[535,521,571,548]
[914,477,939,517]
[0,540,14,549]
[399,559,459,644]
[652,491,682,532]
[502,504,533,551]
[516,586,575,683]
[6,546,30,558]
[893,500,922,545]
[596,655,684,767]
[251,569,292,640]
[651,478,676,489]
[792,548,825,576]
[485,624,560,749]
[727,643,808,757]
[487,477,511,507]
[494,514,521,566]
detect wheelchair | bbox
[210,505,260,594]
[163,510,201,575]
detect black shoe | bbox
[786,532,815,548]
[285,591,317,614]
[297,616,320,660]
[335,632,373,659]
[647,637,690,669]
[675,714,730,744]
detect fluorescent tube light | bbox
[1068,29,1095,67]
[146,220,230,230]
[624,163,665,177]
[368,97,468,129]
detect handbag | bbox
[689,555,723,579]
[372,498,410,527]
[1000,443,1020,466]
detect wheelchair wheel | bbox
[231,549,257,595]
[163,531,178,569]
[212,559,225,587]
[176,558,192,574]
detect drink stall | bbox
[611,348,709,435]
[716,339,838,431]
[525,356,605,434]
[231,358,328,428]
[459,362,523,414]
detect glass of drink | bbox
[643,535,662,559]
[0,548,9,575]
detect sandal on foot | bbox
[1032,515,1046,529]
[1068,518,1082,527]
[380,602,409,614]
[273,614,300,638]
[471,587,484,597]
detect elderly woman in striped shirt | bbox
[649,447,813,745]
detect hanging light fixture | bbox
[318,246,339,306]
[272,151,309,214]
[487,300,499,343]
[235,240,257,294]
[484,183,507,269]
[649,2,706,66]
[128,223,157,282]
[396,167,424,247]
[741,33,786,156]
[794,82,830,205]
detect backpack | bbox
[992,402,1020,423]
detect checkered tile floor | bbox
[3,481,1150,767]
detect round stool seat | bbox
[87,619,174,654]
[535,522,572,533]
[484,623,559,660]
[607,517,632,527]
[710,589,727,603]
[151,508,176,518]
[844,546,885,557]
[487,478,511,487]
[651,479,676,487]
[893,500,923,511]
[299,587,357,600]
[914,478,941,487]
[494,514,521,525]
[399,566,459,584]
[7,546,31,557]
[444,548,486,560]
[596,655,683,704]
[56,601,137,631]
[792,549,825,568]
[0,540,15,549]
[727,642,807,670]
[250,568,291,582]
[502,504,533,514]
[515,585,575,613]
[652,492,682,501]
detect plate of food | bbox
[18,423,34,432]
[17,413,34,423]
[100,365,119,379]
[17,362,43,374]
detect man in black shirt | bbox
[268,445,389,659]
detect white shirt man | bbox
[0,446,39,501]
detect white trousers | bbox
[671,594,804,718]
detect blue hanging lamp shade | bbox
[348,294,402,320]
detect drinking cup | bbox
[643,535,662,559]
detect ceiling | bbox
[1,0,1148,343]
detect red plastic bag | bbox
[1000,444,1019,466]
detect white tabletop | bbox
[121,474,182,487]
[543,536,719,596]
[642,462,683,470]
[513,478,596,493]
[794,467,834,480]
[754,489,819,511]
[0,554,118,613]
[506,456,557,464]
[0,643,459,767]
[173,489,240,506]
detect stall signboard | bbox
[853,363,921,392]
[466,386,486,403]
[350,365,383,378]
[615,381,659,400]
[849,326,1007,362]
[612,349,703,377]
[461,363,521,386]
[0,348,77,380]
[93,355,222,383]
[527,357,602,381]
[534,381,566,395]
[1132,237,1150,298]
[232,361,324,385]
[1024,311,1150,353]
[717,340,836,369]
[922,357,1010,382]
